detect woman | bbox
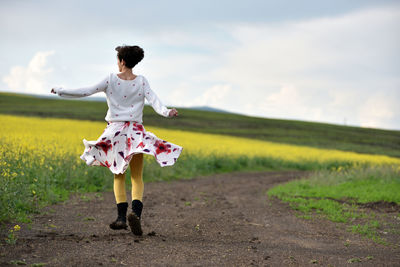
[51,45,183,235]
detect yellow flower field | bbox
[1,114,399,173]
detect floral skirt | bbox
[79,121,183,175]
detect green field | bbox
[1,92,399,158]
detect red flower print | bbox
[126,138,131,150]
[132,123,144,132]
[136,142,145,149]
[122,121,130,129]
[100,160,111,168]
[95,140,112,156]
[154,140,171,155]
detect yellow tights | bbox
[113,153,144,204]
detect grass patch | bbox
[267,164,400,245]
[349,221,387,245]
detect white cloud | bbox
[191,84,232,107]
[170,83,232,108]
[358,93,396,129]
[208,4,400,128]
[263,85,322,120]
[3,51,55,95]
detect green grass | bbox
[268,165,400,204]
[267,165,400,245]
[1,92,399,158]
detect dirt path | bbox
[1,170,399,266]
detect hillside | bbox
[0,92,399,158]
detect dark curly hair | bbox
[115,45,144,69]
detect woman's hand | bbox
[168,108,178,117]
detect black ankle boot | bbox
[109,202,128,230]
[127,199,143,236]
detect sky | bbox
[1,0,399,130]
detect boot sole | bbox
[127,213,143,236]
[109,221,128,230]
[109,224,128,230]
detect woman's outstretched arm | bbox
[142,76,178,117]
[51,75,109,98]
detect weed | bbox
[347,257,361,263]
[9,259,27,265]
[4,225,21,245]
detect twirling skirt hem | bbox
[77,121,183,175]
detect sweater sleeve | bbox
[53,75,109,98]
[142,76,171,117]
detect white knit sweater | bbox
[53,73,172,123]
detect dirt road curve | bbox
[1,170,399,266]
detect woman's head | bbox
[115,45,144,70]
